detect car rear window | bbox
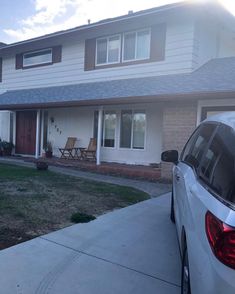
[181,123,216,170]
[199,124,235,205]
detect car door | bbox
[173,123,218,247]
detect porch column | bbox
[40,110,44,154]
[35,110,41,159]
[96,107,103,165]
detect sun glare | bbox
[190,0,235,15]
[218,0,235,15]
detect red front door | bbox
[16,111,37,155]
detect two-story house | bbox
[0,0,235,177]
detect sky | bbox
[0,0,235,44]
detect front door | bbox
[16,111,37,155]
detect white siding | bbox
[193,19,218,69]
[47,103,163,165]
[0,19,195,92]
[193,19,235,69]
[218,29,235,58]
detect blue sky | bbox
[1,0,34,38]
[0,0,234,44]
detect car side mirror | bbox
[161,150,179,164]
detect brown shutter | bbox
[52,45,62,63]
[15,53,23,69]
[84,39,96,71]
[150,23,167,62]
[0,58,2,82]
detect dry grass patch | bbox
[0,164,149,249]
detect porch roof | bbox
[1,57,235,110]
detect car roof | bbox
[203,111,235,130]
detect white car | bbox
[161,112,235,294]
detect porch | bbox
[6,102,163,169]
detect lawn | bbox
[0,164,149,249]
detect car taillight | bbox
[206,211,235,270]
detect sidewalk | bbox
[0,157,171,198]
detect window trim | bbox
[95,34,121,66]
[23,48,53,68]
[119,109,146,150]
[122,28,151,63]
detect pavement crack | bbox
[40,236,181,288]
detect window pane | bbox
[200,124,235,204]
[104,112,116,147]
[97,39,107,64]
[123,32,136,61]
[120,110,132,148]
[182,124,216,170]
[108,36,120,63]
[133,112,146,149]
[23,49,52,66]
[136,30,150,59]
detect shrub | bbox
[70,212,96,223]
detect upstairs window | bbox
[96,35,121,65]
[123,29,151,62]
[84,24,166,71]
[23,48,53,67]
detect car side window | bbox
[181,124,216,170]
[199,124,235,204]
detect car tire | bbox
[181,246,191,294]
[170,192,175,223]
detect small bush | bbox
[70,212,96,223]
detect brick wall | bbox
[161,102,198,179]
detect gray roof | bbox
[0,43,6,48]
[0,57,235,109]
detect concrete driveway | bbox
[0,193,181,294]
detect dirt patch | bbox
[0,164,149,250]
[0,227,32,250]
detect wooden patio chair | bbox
[79,138,97,161]
[59,137,79,159]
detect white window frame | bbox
[102,110,117,149]
[122,28,151,63]
[96,35,121,66]
[119,110,146,150]
[23,48,53,67]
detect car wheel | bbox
[181,246,191,294]
[170,192,175,223]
